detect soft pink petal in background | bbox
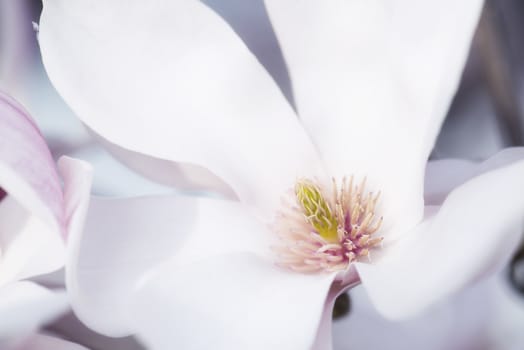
[0,92,63,234]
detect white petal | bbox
[0,282,68,340]
[356,159,524,319]
[264,0,484,233]
[130,253,336,350]
[67,195,270,337]
[425,147,524,205]
[9,334,88,350]
[38,0,323,219]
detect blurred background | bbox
[1,0,524,349]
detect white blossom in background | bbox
[37,0,524,349]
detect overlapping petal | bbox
[38,0,324,220]
[0,92,93,343]
[357,158,524,319]
[425,147,524,205]
[0,92,64,235]
[36,0,524,347]
[264,0,484,236]
[0,92,93,285]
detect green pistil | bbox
[295,180,339,243]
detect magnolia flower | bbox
[0,92,92,345]
[38,0,524,349]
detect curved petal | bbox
[264,0,483,233]
[0,282,68,341]
[425,147,524,205]
[356,159,524,319]
[38,0,323,220]
[11,334,88,350]
[130,253,336,350]
[67,195,270,337]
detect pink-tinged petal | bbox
[9,334,88,350]
[264,0,483,236]
[425,147,524,205]
[356,159,524,319]
[67,195,269,337]
[0,92,64,234]
[310,287,340,350]
[130,253,336,350]
[310,267,360,350]
[38,0,323,220]
[0,282,68,341]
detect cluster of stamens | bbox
[273,176,383,273]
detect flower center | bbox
[273,176,383,273]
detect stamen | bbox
[273,176,383,273]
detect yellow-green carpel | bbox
[295,180,339,243]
